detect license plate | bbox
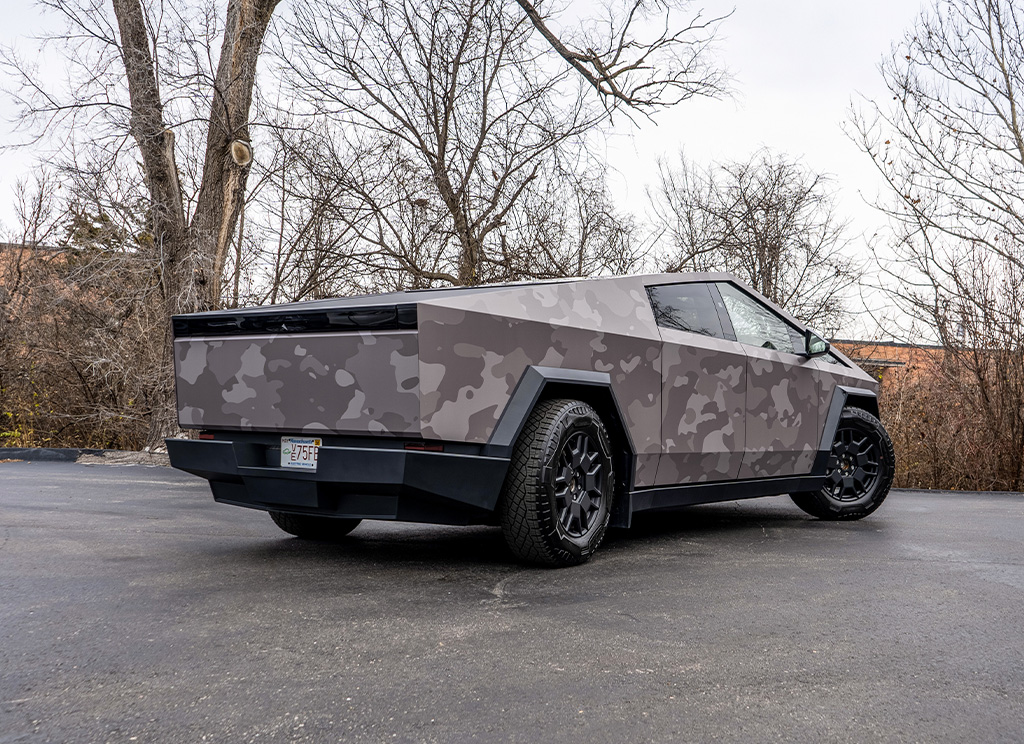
[280,437,321,471]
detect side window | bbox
[647,283,726,339]
[716,282,796,354]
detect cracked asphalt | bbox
[1,460,1022,743]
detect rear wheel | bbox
[500,399,614,567]
[268,511,362,540]
[791,406,895,520]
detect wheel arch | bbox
[484,366,636,527]
[813,385,881,474]
[841,390,880,419]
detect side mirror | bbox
[804,329,830,358]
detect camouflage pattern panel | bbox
[174,331,420,435]
[811,353,881,430]
[634,453,661,489]
[656,331,747,485]
[417,277,662,486]
[740,346,821,479]
[420,276,663,339]
[827,346,879,391]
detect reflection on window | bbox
[647,283,725,339]
[717,283,795,353]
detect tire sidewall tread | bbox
[500,399,615,567]
[792,406,895,521]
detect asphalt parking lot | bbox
[1,461,1022,743]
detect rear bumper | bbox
[165,437,510,525]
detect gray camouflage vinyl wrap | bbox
[174,331,420,435]
[416,278,663,486]
[171,272,878,489]
[655,331,746,485]
[812,354,880,432]
[738,345,822,479]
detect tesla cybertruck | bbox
[167,273,894,566]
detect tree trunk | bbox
[111,0,189,305]
[112,0,280,315]
[110,0,280,444]
[189,0,281,311]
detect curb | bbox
[0,448,170,465]
[892,487,1024,497]
[0,447,109,462]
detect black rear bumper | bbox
[165,437,510,525]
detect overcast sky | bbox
[0,0,927,333]
[606,0,925,238]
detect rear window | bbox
[647,283,727,339]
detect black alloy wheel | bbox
[553,431,607,539]
[791,406,895,521]
[500,398,615,567]
[822,421,881,502]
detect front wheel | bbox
[268,511,362,540]
[499,399,615,567]
[791,406,895,520]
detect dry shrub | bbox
[0,240,173,450]
[877,349,1024,491]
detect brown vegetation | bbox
[846,0,1024,492]
[837,341,1024,491]
[0,236,169,450]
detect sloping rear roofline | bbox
[175,272,743,321]
[176,276,604,320]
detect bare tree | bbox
[493,160,648,281]
[850,0,1024,277]
[278,0,721,288]
[7,0,723,303]
[258,116,648,294]
[850,0,1024,489]
[649,149,859,334]
[513,0,728,114]
[4,0,280,315]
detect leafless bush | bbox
[1,243,170,449]
[877,346,1024,491]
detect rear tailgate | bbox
[172,305,420,435]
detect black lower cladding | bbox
[165,435,510,525]
[627,474,827,519]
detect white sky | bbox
[0,0,927,334]
[602,0,928,336]
[607,0,923,219]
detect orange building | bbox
[832,339,944,382]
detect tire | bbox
[268,511,362,540]
[791,406,895,520]
[499,399,615,567]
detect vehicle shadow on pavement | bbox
[614,500,809,540]
[242,524,518,569]
[225,500,815,570]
